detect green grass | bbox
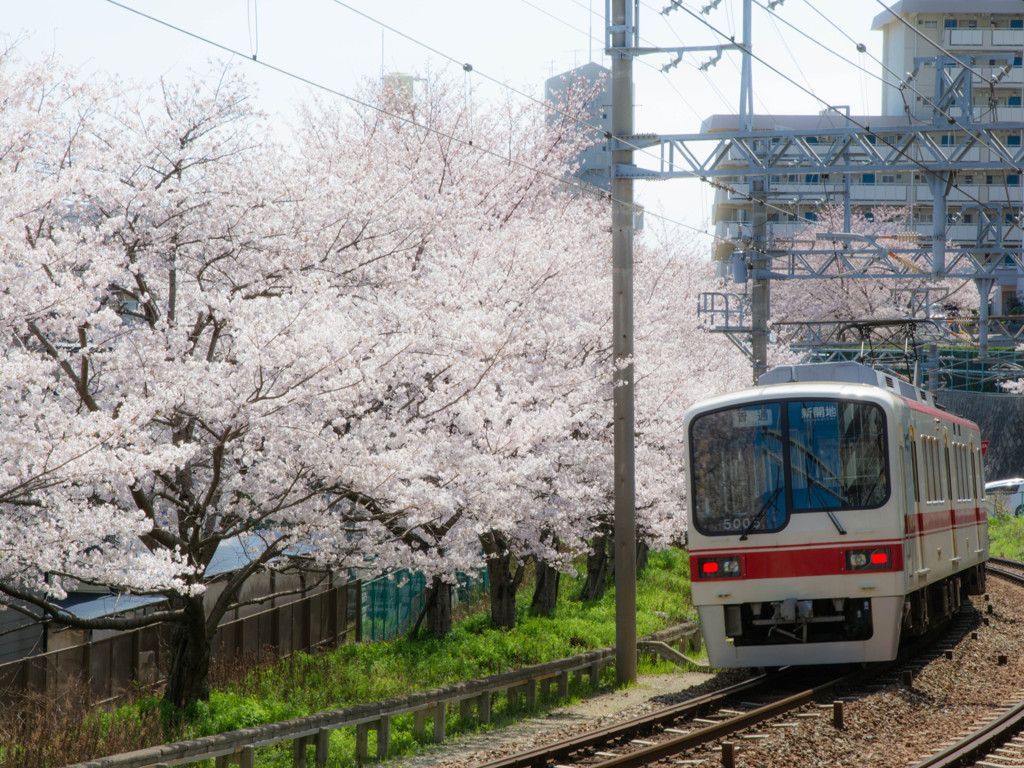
[988,508,1024,559]
[4,548,700,768]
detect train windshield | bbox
[690,399,888,536]
[788,400,888,511]
[689,403,787,536]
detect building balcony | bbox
[990,186,1024,204]
[848,184,909,203]
[946,28,984,47]
[943,28,1024,48]
[993,29,1024,47]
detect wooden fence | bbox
[61,623,701,768]
[0,581,361,707]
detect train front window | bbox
[788,400,888,511]
[690,404,787,536]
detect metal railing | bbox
[62,623,701,768]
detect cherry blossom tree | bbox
[0,56,452,707]
[291,73,618,630]
[0,42,755,718]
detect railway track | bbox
[905,560,1024,768]
[468,607,978,768]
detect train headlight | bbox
[697,556,742,579]
[845,547,893,571]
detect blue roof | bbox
[55,536,271,620]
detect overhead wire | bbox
[562,0,735,123]
[779,0,1023,238]
[794,0,1016,143]
[334,0,739,224]
[335,0,765,241]
[665,0,1002,216]
[100,0,1017,261]
[98,0,728,246]
[872,0,991,83]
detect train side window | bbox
[944,446,953,503]
[970,451,978,499]
[950,448,958,501]
[923,438,933,502]
[958,448,966,501]
[976,448,986,497]
[921,442,929,501]
[909,439,920,502]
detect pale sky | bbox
[3,0,890,241]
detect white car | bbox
[985,478,1024,517]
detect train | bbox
[684,362,989,667]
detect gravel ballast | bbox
[388,576,1024,768]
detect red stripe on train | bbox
[690,544,904,581]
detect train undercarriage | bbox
[720,564,987,648]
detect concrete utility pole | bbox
[610,0,637,686]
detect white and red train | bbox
[684,362,988,667]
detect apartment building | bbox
[708,0,1024,313]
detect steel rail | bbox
[465,671,778,768]
[589,665,873,768]
[986,563,1024,588]
[988,556,1024,571]
[908,563,1024,768]
[909,701,1024,768]
[589,613,974,768]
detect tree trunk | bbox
[530,560,560,617]
[486,551,518,629]
[636,538,649,574]
[578,533,609,602]
[163,595,213,710]
[480,530,523,630]
[425,576,453,638]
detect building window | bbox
[1008,136,1022,147]
[862,173,876,184]
[805,174,819,184]
[1012,19,1024,29]
[923,20,937,30]
[964,174,974,183]
[1010,96,1022,107]
[1009,174,1020,186]
[944,19,957,29]
[804,211,818,221]
[881,174,896,184]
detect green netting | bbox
[360,568,489,641]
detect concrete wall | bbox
[937,391,1024,481]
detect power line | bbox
[663,0,1002,214]
[792,0,1019,153]
[96,0,721,245]
[871,0,991,84]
